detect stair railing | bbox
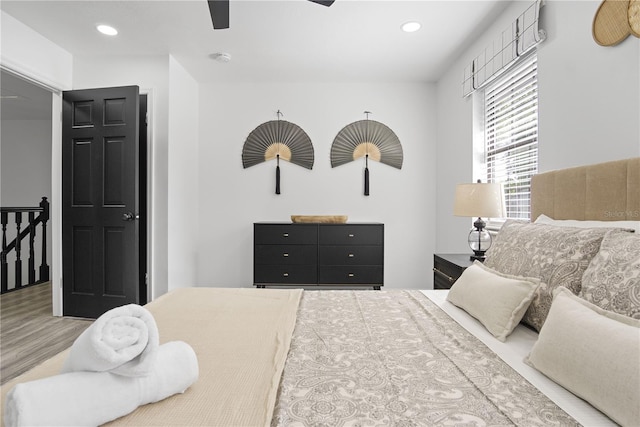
[1,197,50,293]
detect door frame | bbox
[0,65,154,316]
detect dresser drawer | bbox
[319,266,383,284]
[255,245,316,265]
[254,265,317,284]
[319,224,383,245]
[254,224,317,245]
[318,246,383,266]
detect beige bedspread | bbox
[1,288,302,427]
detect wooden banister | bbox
[1,197,50,293]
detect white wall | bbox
[196,82,437,289]
[0,10,72,90]
[73,55,170,299]
[536,0,640,171]
[168,56,200,289]
[435,0,640,254]
[1,120,52,206]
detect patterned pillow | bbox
[484,220,611,331]
[580,230,640,319]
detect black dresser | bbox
[254,222,384,289]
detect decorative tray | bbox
[291,215,348,224]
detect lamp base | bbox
[469,250,486,262]
[468,218,491,263]
[469,253,486,262]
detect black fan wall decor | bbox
[242,111,314,194]
[330,112,403,196]
[208,0,335,30]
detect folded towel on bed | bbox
[61,303,159,377]
[4,341,198,427]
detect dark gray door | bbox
[62,86,140,318]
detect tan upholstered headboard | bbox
[531,157,640,221]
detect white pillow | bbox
[526,287,640,427]
[534,214,639,233]
[446,262,540,341]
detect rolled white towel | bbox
[4,341,199,427]
[61,303,159,377]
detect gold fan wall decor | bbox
[242,111,314,194]
[330,112,403,195]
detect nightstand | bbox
[433,254,475,290]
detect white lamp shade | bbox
[453,182,506,218]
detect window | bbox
[483,52,538,221]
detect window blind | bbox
[484,53,538,221]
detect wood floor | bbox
[0,282,92,385]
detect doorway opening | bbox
[1,70,53,293]
[1,69,152,316]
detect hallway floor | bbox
[0,282,92,384]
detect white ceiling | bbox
[0,0,510,84]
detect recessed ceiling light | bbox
[401,21,421,33]
[96,24,118,36]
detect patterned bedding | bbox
[272,290,578,426]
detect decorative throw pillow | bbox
[484,220,611,331]
[446,261,540,341]
[580,229,640,319]
[526,287,640,427]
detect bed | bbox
[2,157,639,426]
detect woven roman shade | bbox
[462,0,546,97]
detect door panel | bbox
[104,226,125,296]
[63,86,140,318]
[104,138,126,205]
[71,227,92,294]
[72,140,93,205]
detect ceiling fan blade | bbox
[208,0,229,30]
[308,0,335,6]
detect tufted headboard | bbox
[530,157,640,221]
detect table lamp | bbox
[453,180,505,261]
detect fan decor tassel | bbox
[241,110,314,195]
[364,155,370,196]
[330,111,403,196]
[276,155,281,194]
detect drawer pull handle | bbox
[348,234,355,238]
[283,233,289,237]
[283,273,289,277]
[348,273,355,277]
[433,268,455,283]
[283,253,289,257]
[348,254,355,258]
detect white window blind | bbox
[484,52,538,221]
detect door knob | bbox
[122,212,135,221]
